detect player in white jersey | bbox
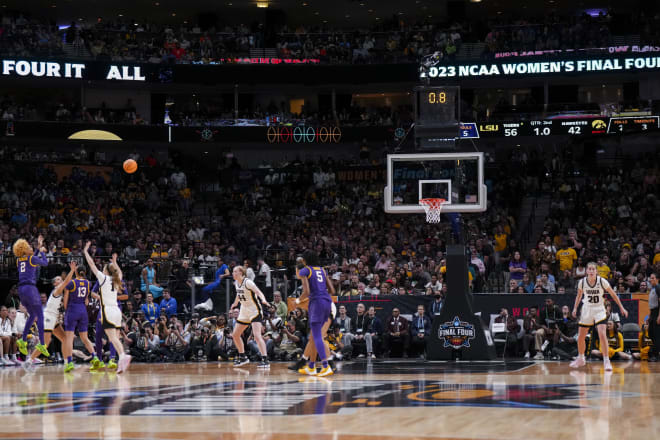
[83,243,131,373]
[230,265,271,369]
[24,261,77,370]
[571,262,628,370]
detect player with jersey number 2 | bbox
[13,235,51,359]
[571,262,628,371]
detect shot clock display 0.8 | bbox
[415,86,459,127]
[427,91,447,104]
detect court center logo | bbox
[0,379,643,415]
[438,316,476,349]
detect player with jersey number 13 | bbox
[571,262,628,371]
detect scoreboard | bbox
[459,116,660,139]
[412,84,659,144]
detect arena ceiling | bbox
[0,0,643,27]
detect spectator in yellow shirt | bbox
[596,256,611,281]
[633,322,653,360]
[591,320,631,360]
[556,241,577,272]
[493,225,507,253]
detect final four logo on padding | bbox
[438,316,476,349]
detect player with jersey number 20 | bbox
[571,262,628,371]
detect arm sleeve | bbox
[66,281,75,291]
[298,267,310,278]
[30,253,49,266]
[246,279,261,296]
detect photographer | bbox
[274,319,303,361]
[205,315,234,361]
[552,306,579,360]
[160,321,190,362]
[155,314,170,340]
[494,308,520,357]
[130,324,150,362]
[536,298,561,359]
[262,304,283,348]
[190,327,209,361]
[184,313,202,334]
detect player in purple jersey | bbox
[13,235,50,358]
[24,261,77,372]
[62,266,97,373]
[296,250,335,377]
[90,278,128,371]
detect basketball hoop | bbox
[419,198,447,224]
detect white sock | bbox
[578,354,585,359]
[3,355,8,360]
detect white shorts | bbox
[44,312,59,332]
[237,302,262,325]
[101,306,122,329]
[579,306,607,327]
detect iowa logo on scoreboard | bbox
[438,316,476,349]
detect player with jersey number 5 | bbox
[13,235,50,358]
[296,250,335,377]
[230,265,271,369]
[83,243,132,373]
[571,262,628,371]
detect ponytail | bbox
[107,263,122,292]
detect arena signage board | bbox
[494,45,660,59]
[266,125,342,143]
[1,59,146,81]
[457,116,659,138]
[420,55,660,79]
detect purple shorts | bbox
[308,298,332,325]
[64,304,89,333]
[18,285,40,308]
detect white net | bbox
[419,198,446,224]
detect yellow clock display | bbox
[428,92,446,104]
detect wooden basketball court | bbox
[1,360,659,439]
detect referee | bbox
[649,273,659,362]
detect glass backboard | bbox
[384,152,487,213]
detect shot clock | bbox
[413,86,460,150]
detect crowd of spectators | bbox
[0,143,657,364]
[1,92,410,128]
[506,154,660,298]
[2,10,660,66]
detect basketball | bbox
[123,159,138,174]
